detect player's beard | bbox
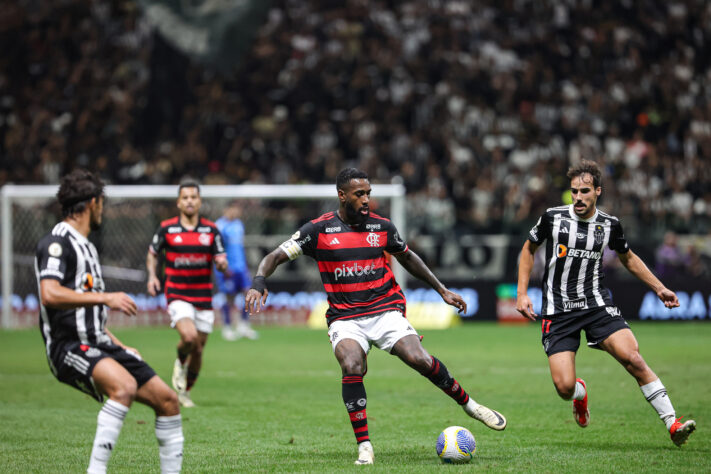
[344,201,369,225]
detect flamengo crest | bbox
[366,232,380,247]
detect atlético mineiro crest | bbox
[594,225,604,244]
[366,232,380,247]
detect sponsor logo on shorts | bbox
[563,298,587,311]
[605,306,622,317]
[80,345,102,358]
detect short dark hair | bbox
[57,169,105,218]
[567,160,602,188]
[336,168,369,191]
[178,180,201,196]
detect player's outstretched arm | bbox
[618,249,680,308]
[393,249,467,314]
[40,279,137,315]
[516,240,539,320]
[245,247,290,314]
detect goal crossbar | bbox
[1,184,406,328]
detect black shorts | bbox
[48,340,157,403]
[540,306,630,357]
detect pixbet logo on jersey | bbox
[334,262,377,281]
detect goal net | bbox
[1,184,406,329]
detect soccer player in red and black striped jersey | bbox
[246,168,507,465]
[146,182,228,408]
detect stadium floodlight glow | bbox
[1,183,406,328]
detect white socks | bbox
[573,380,586,401]
[87,399,129,474]
[640,378,676,429]
[156,414,184,474]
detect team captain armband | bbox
[279,238,303,260]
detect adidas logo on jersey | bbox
[174,235,183,243]
[559,227,569,233]
[329,237,341,245]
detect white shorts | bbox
[327,311,418,354]
[168,300,215,334]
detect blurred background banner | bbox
[138,0,271,69]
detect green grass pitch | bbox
[1,322,708,472]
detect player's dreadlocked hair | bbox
[57,169,105,218]
[336,168,369,191]
[567,160,602,188]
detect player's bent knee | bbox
[406,352,432,372]
[110,380,138,405]
[552,378,575,399]
[340,358,365,375]
[159,389,180,416]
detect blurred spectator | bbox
[654,231,691,279]
[2,0,711,241]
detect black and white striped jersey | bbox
[35,222,112,357]
[527,204,629,316]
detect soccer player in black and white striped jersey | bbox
[36,170,184,473]
[516,160,696,447]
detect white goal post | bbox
[1,183,406,329]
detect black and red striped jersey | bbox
[279,211,408,325]
[149,216,225,309]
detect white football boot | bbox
[178,390,195,408]
[237,321,259,340]
[171,359,188,393]
[463,398,507,430]
[354,441,374,465]
[221,325,238,341]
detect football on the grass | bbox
[436,426,476,463]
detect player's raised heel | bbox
[670,417,696,447]
[171,359,187,393]
[354,441,374,465]
[573,378,589,428]
[463,399,507,431]
[178,391,195,408]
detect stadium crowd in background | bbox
[2,0,711,248]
